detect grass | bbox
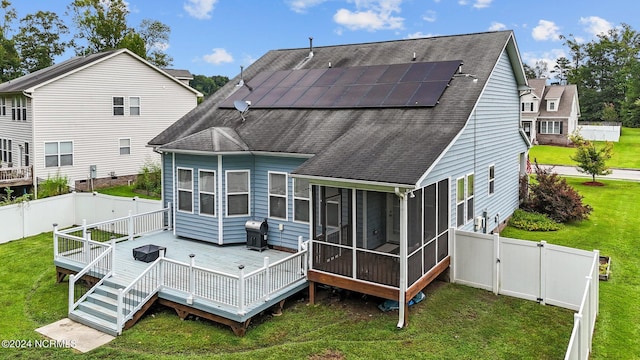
[529,127,640,168]
[96,185,160,200]
[1,178,637,358]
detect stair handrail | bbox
[68,244,114,313]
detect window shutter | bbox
[560,122,563,134]
[537,121,541,134]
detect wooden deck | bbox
[55,230,308,335]
[0,166,33,187]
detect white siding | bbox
[30,52,198,185]
[0,96,33,167]
[421,50,527,233]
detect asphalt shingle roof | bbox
[151,31,519,186]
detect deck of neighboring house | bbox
[54,208,309,336]
[0,166,32,187]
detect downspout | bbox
[395,187,408,328]
[218,155,223,245]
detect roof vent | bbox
[309,37,314,58]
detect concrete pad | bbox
[35,318,115,353]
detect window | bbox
[177,168,193,212]
[0,139,9,163]
[24,142,29,167]
[129,97,140,115]
[44,141,73,167]
[1,97,5,116]
[521,102,534,112]
[269,172,287,219]
[466,173,474,222]
[488,165,495,195]
[456,177,465,227]
[548,101,556,111]
[11,96,26,121]
[540,121,562,134]
[119,138,131,155]
[199,170,216,216]
[226,170,249,216]
[293,178,310,222]
[113,97,124,115]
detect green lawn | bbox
[96,185,160,200]
[530,127,640,168]
[1,178,637,358]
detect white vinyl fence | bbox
[451,230,599,359]
[0,192,162,244]
[578,124,621,142]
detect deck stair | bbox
[68,279,154,336]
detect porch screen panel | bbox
[312,241,353,278]
[423,239,437,270]
[356,251,399,287]
[437,233,448,262]
[408,251,422,285]
[437,179,449,234]
[408,189,422,253]
[423,184,436,242]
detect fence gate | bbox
[498,237,543,302]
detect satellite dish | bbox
[234,100,250,113]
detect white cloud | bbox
[458,0,468,5]
[488,22,506,31]
[406,31,436,39]
[152,42,170,52]
[184,0,217,20]
[287,0,327,13]
[422,10,436,22]
[333,0,404,31]
[579,16,613,37]
[473,0,492,9]
[532,19,561,41]
[203,48,233,65]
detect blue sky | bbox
[8,0,638,77]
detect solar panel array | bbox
[219,60,462,109]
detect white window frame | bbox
[547,100,557,111]
[129,96,140,116]
[293,178,310,223]
[268,171,288,220]
[11,96,26,121]
[177,167,194,213]
[456,177,465,227]
[24,142,29,167]
[198,169,216,217]
[0,97,5,116]
[466,173,474,222]
[226,170,250,217]
[119,138,131,155]
[0,138,9,163]
[521,101,534,112]
[44,140,73,168]
[488,165,495,196]
[113,96,124,116]
[540,120,561,134]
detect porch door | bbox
[523,121,532,139]
[325,187,342,244]
[386,194,400,244]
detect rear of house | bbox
[150,30,530,325]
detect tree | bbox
[68,0,130,54]
[551,57,572,85]
[138,19,173,67]
[523,63,536,79]
[569,132,613,183]
[191,75,230,98]
[533,60,549,78]
[0,0,20,81]
[14,11,72,73]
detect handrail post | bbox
[110,236,116,277]
[187,254,195,304]
[238,265,245,315]
[68,274,75,314]
[82,219,87,239]
[117,288,124,335]
[128,210,134,241]
[167,202,173,230]
[84,230,92,264]
[53,223,59,259]
[263,257,270,301]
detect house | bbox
[147,30,529,326]
[162,69,194,86]
[0,49,202,195]
[520,79,581,145]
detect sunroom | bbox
[305,178,451,326]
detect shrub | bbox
[523,165,592,223]
[38,173,70,199]
[135,160,161,196]
[509,209,562,231]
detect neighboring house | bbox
[149,30,530,324]
[162,69,194,86]
[0,49,202,195]
[520,78,581,145]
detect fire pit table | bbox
[132,244,167,263]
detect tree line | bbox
[523,23,640,127]
[0,0,228,97]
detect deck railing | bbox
[0,165,32,184]
[564,251,600,360]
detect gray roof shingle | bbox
[152,31,521,186]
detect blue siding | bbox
[162,153,173,208]
[420,50,528,232]
[221,155,255,244]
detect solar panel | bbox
[219,60,462,109]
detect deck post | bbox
[188,254,195,304]
[238,265,246,315]
[82,219,87,239]
[68,274,75,314]
[166,202,173,230]
[128,210,134,241]
[84,231,92,264]
[111,236,117,276]
[53,223,59,259]
[117,288,124,335]
[263,257,270,301]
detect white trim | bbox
[488,164,496,196]
[225,169,250,217]
[172,153,176,236]
[44,140,74,168]
[268,171,288,221]
[217,156,223,244]
[155,148,314,158]
[197,169,216,217]
[176,167,194,214]
[118,137,131,155]
[129,96,141,116]
[292,178,310,224]
[112,96,125,116]
[455,176,465,228]
[292,173,413,191]
[466,172,475,223]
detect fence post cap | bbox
[238,265,245,270]
[53,223,58,227]
[189,253,195,258]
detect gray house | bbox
[149,30,530,325]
